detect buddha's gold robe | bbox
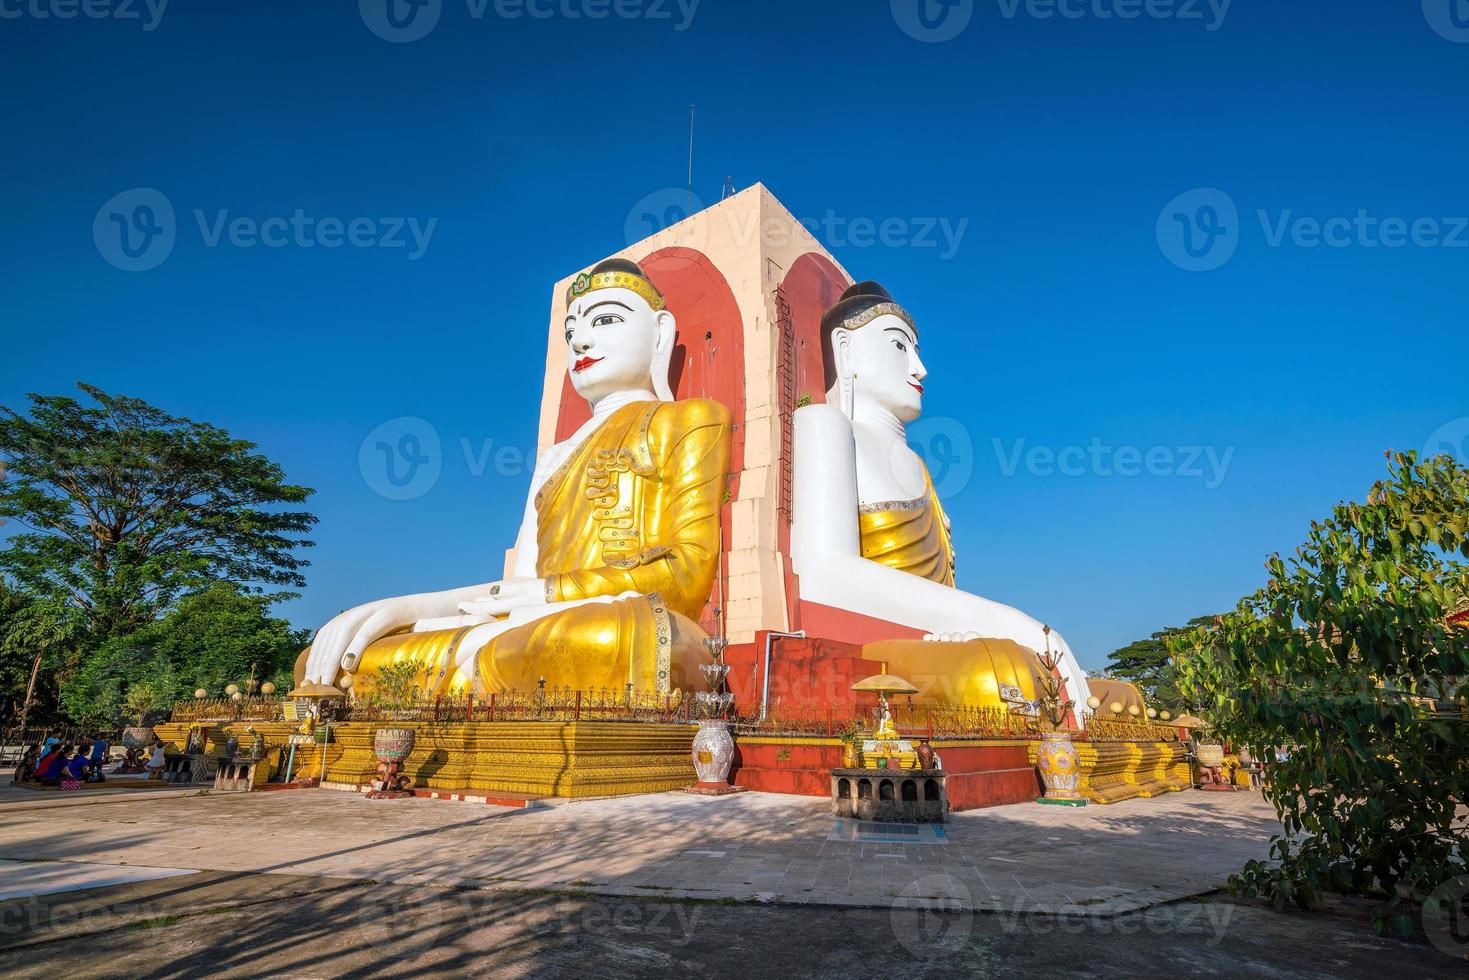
[858,467,955,586]
[344,397,732,697]
[856,466,1051,708]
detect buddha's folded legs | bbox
[862,637,1048,708]
[474,592,711,695]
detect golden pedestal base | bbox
[1027,739,1190,805]
[158,720,698,799]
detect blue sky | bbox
[2,1,1466,669]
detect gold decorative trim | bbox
[843,301,914,333]
[566,270,666,311]
[647,591,672,694]
[858,495,927,514]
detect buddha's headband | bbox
[566,270,666,312]
[840,301,915,333]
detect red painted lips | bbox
[909,382,924,394]
[573,356,604,373]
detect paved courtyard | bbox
[0,783,1279,916]
[0,784,1461,976]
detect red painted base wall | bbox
[730,739,1042,811]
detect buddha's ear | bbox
[654,309,676,353]
[652,309,677,401]
[832,326,854,380]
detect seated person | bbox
[60,748,89,792]
[11,744,39,784]
[791,282,1090,712]
[37,744,73,786]
[294,259,731,699]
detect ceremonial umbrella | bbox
[1169,714,1207,729]
[850,672,919,697]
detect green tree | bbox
[60,583,310,722]
[1104,615,1220,712]
[0,384,316,641]
[1171,451,1469,935]
[0,583,86,727]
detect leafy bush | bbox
[1172,451,1469,934]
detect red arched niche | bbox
[779,252,850,408]
[776,253,851,626]
[553,246,746,636]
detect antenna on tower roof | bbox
[687,103,696,216]
[721,176,736,201]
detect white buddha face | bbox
[563,286,673,404]
[837,313,927,423]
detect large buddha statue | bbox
[293,259,730,698]
[791,282,1090,713]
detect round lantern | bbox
[260,682,276,696]
[194,688,208,699]
[1109,701,1123,715]
[1146,707,1158,719]
[230,691,243,702]
[1160,710,1172,721]
[1128,705,1141,718]
[1086,695,1101,710]
[225,683,239,697]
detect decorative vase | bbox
[368,728,417,798]
[373,728,416,763]
[916,740,936,771]
[122,726,154,750]
[1035,730,1083,803]
[1196,743,1225,768]
[691,719,734,785]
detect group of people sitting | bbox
[11,733,168,790]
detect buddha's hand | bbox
[304,597,425,683]
[457,577,547,617]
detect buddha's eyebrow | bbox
[883,325,917,344]
[585,300,633,316]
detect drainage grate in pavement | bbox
[827,819,947,844]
